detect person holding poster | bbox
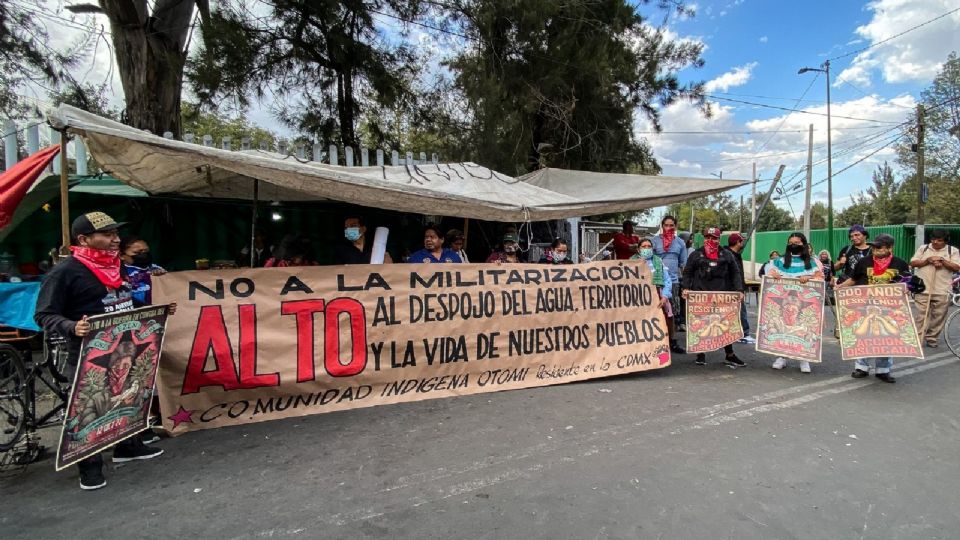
[909,229,960,347]
[335,216,394,264]
[837,233,911,383]
[682,226,745,367]
[763,233,825,373]
[411,225,463,263]
[34,212,164,490]
[652,216,687,354]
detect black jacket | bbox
[682,248,743,292]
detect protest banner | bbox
[835,283,923,360]
[152,260,670,435]
[755,277,826,362]
[56,305,170,470]
[684,291,744,353]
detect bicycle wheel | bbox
[43,334,72,383]
[0,344,27,451]
[945,309,960,359]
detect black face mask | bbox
[131,252,153,267]
[787,244,804,256]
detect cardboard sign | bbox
[835,283,923,360]
[153,261,670,435]
[56,305,169,470]
[685,291,744,353]
[755,277,826,362]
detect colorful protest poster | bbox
[755,277,826,362]
[56,305,170,470]
[685,291,744,353]
[835,283,923,360]
[153,260,672,435]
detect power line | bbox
[707,95,903,124]
[829,6,960,61]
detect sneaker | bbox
[799,361,812,374]
[141,432,161,445]
[670,343,687,354]
[112,444,164,463]
[851,369,869,379]
[771,357,787,370]
[926,342,939,348]
[694,354,706,365]
[677,324,686,332]
[875,373,896,383]
[739,336,757,344]
[833,328,840,339]
[80,468,107,491]
[724,355,746,368]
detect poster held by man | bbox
[685,291,744,353]
[55,305,170,470]
[835,284,922,361]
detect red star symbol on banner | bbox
[168,406,195,429]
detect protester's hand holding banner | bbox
[756,277,825,362]
[835,283,923,360]
[685,291,743,353]
[56,305,170,470]
[153,261,671,435]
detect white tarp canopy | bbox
[48,105,747,222]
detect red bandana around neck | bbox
[661,229,676,250]
[71,246,122,288]
[703,239,720,260]
[872,254,892,278]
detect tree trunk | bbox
[100,0,200,136]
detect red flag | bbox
[0,144,61,230]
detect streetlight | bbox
[798,60,833,256]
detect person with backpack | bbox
[910,229,960,348]
[681,226,745,368]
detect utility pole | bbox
[802,124,814,239]
[739,194,744,231]
[915,104,926,251]
[750,163,757,278]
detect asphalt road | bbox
[4,306,960,540]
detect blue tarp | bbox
[0,281,41,331]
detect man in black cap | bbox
[837,233,911,383]
[35,211,164,490]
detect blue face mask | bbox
[345,227,361,241]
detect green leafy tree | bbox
[188,1,421,150]
[897,52,960,180]
[443,0,705,175]
[180,102,278,150]
[836,162,910,226]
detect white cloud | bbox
[759,36,768,43]
[704,62,758,92]
[836,0,960,86]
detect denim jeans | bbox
[855,357,893,374]
[739,301,750,335]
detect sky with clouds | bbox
[634,0,960,223]
[18,0,960,226]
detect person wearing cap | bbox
[652,215,687,353]
[681,226,746,368]
[486,233,521,263]
[909,228,960,347]
[34,211,165,490]
[612,220,640,260]
[835,225,872,284]
[764,232,825,373]
[837,233,911,383]
[725,232,754,345]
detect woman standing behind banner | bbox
[632,237,672,322]
[764,233,824,373]
[539,238,573,265]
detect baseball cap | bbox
[71,211,126,239]
[727,233,744,246]
[871,233,895,247]
[503,233,519,244]
[703,227,722,238]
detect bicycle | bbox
[0,330,71,472]
[951,272,960,308]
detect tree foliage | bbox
[188,0,421,149]
[667,193,793,234]
[441,0,705,175]
[181,102,279,150]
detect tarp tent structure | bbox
[47,105,748,223]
